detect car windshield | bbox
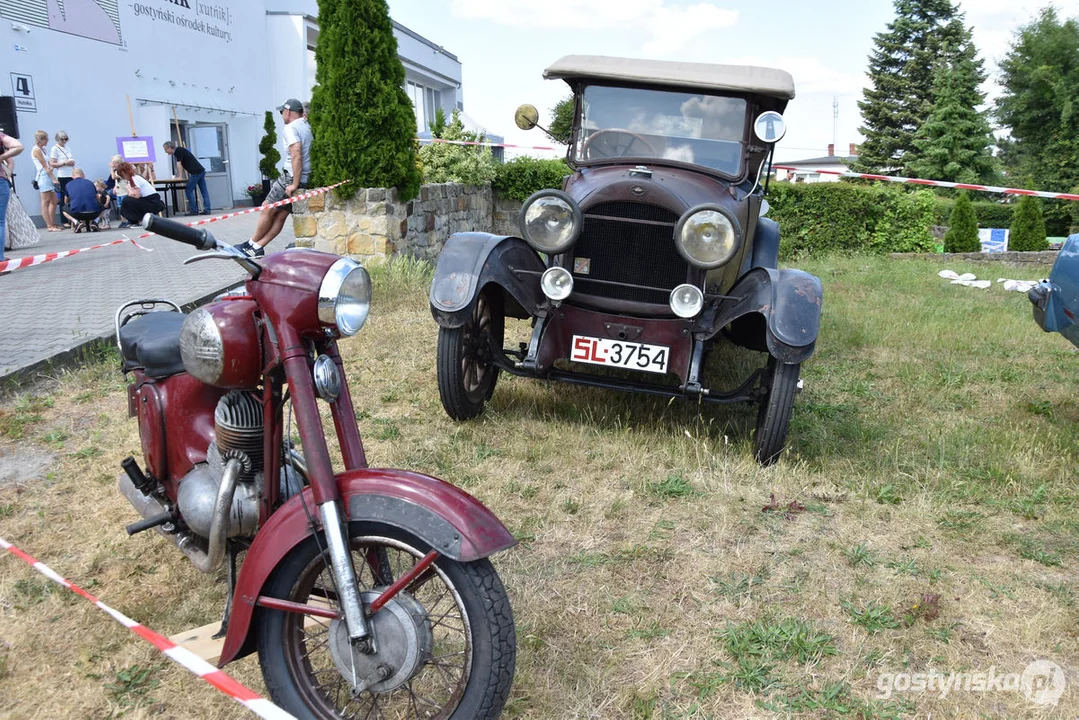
[573,85,747,176]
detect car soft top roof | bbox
[543,55,796,101]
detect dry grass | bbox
[1,254,1077,719]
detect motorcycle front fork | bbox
[319,499,372,636]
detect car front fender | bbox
[1030,233,1079,348]
[429,232,546,328]
[216,468,516,666]
[713,267,823,363]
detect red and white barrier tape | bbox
[0,180,350,274]
[418,137,563,152]
[772,165,1079,202]
[0,237,152,274]
[0,535,296,720]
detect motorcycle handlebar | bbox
[143,214,216,251]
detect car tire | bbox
[754,357,800,466]
[437,289,503,420]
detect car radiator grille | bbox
[572,202,687,305]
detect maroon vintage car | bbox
[430,55,822,464]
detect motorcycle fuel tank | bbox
[180,298,262,389]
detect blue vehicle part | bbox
[429,232,546,328]
[1030,233,1079,348]
[715,266,823,364]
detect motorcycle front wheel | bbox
[256,522,516,719]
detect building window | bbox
[426,87,440,125]
[407,81,426,131]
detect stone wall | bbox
[890,251,1059,264]
[293,183,519,264]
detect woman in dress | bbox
[32,131,61,232]
[0,130,25,262]
[115,162,164,226]
[48,130,75,224]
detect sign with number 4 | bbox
[10,73,35,112]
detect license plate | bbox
[570,335,670,374]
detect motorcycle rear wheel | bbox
[256,522,516,719]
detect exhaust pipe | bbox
[118,459,241,574]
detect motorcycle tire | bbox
[754,358,800,466]
[436,289,503,421]
[256,521,516,720]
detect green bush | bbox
[933,197,1013,228]
[767,182,936,257]
[418,110,498,185]
[258,111,281,180]
[944,192,980,252]
[308,0,421,201]
[492,157,570,201]
[1010,196,1049,251]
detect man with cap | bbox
[236,98,312,257]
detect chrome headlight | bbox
[519,189,582,254]
[674,205,741,269]
[540,266,574,302]
[318,258,371,336]
[180,307,224,384]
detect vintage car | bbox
[1029,233,1079,348]
[429,55,822,464]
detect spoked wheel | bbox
[753,357,801,466]
[437,290,504,420]
[257,523,516,720]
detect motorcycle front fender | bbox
[217,468,516,666]
[429,232,545,328]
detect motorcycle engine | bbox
[177,391,263,539]
[177,390,305,540]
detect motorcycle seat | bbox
[119,311,187,379]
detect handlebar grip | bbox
[143,214,215,251]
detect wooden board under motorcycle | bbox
[115,215,516,719]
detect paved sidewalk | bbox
[1,210,296,380]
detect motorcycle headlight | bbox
[180,307,224,384]
[318,258,372,337]
[519,189,582,254]
[674,205,742,269]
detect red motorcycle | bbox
[115,215,516,719]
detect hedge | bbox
[767,182,936,258]
[933,197,1013,229]
[492,157,570,201]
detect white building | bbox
[1,0,471,219]
[778,143,859,183]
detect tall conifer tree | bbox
[909,52,996,183]
[308,0,422,201]
[854,0,978,174]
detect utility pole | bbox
[832,95,839,152]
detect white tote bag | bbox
[5,186,41,250]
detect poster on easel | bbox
[116,136,155,163]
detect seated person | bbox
[115,161,165,226]
[94,179,112,229]
[62,168,104,232]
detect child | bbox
[94,179,112,229]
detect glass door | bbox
[189,123,231,210]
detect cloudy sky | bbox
[386,0,1079,162]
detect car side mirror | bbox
[753,111,787,144]
[514,104,540,131]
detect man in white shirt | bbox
[238,98,313,257]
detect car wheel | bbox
[753,357,800,465]
[437,290,504,420]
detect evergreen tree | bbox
[258,111,281,181]
[546,96,574,144]
[944,191,980,252]
[308,0,421,201]
[1009,196,1048,251]
[909,55,996,183]
[854,0,978,174]
[995,8,1079,233]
